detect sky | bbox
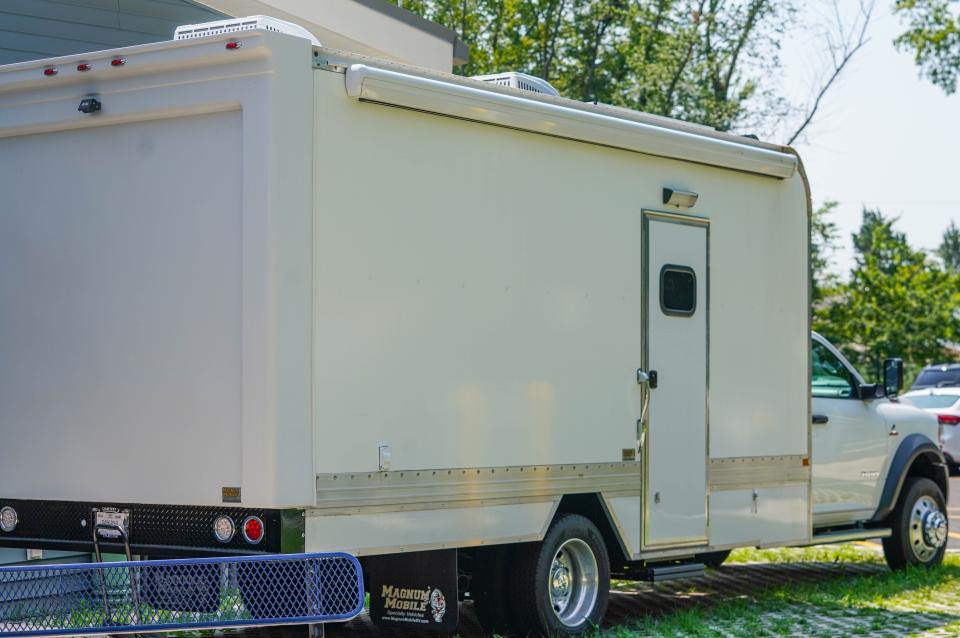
[777,2,960,276]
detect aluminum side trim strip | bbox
[315,463,641,510]
[709,455,810,491]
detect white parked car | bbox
[904,387,960,475]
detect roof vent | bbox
[472,72,559,97]
[174,15,320,46]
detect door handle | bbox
[812,414,829,424]
[635,368,657,455]
[637,369,658,389]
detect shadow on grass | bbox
[604,557,960,637]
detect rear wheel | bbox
[507,514,610,636]
[882,477,948,570]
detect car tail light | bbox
[241,516,264,544]
[937,414,960,425]
[110,57,125,67]
[0,506,17,532]
[77,63,92,72]
[225,41,242,50]
[43,67,57,77]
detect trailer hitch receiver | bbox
[0,552,363,636]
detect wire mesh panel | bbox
[0,553,363,637]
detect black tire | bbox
[697,550,731,569]
[882,477,948,571]
[470,546,513,636]
[507,514,610,636]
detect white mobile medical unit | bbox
[0,16,836,636]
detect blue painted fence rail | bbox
[0,552,364,637]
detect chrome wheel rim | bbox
[547,538,599,627]
[909,494,947,562]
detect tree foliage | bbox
[814,208,960,382]
[895,0,960,94]
[939,220,960,272]
[810,200,839,304]
[392,0,825,134]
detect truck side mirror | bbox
[883,358,904,398]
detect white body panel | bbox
[709,485,808,547]
[305,501,558,557]
[0,31,811,558]
[0,32,316,508]
[811,396,890,520]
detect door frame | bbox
[641,209,711,549]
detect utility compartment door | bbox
[643,214,708,548]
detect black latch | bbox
[78,97,101,114]
[649,370,658,389]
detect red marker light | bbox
[110,57,125,67]
[241,516,264,544]
[43,67,57,77]
[938,414,960,425]
[225,41,242,50]
[77,63,92,72]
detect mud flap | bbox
[368,549,458,632]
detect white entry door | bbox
[643,214,708,548]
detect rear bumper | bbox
[0,552,363,636]
[0,499,305,557]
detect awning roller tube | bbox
[344,64,798,179]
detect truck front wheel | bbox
[882,477,948,570]
[508,514,610,636]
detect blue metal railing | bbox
[0,552,364,636]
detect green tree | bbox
[938,220,960,272]
[816,208,960,382]
[894,0,960,94]
[851,208,910,275]
[810,200,839,304]
[391,1,870,137]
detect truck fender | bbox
[870,433,949,523]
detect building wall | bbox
[0,0,225,65]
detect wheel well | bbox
[906,452,948,500]
[556,493,630,570]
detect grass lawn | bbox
[604,545,960,637]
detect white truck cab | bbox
[812,332,948,569]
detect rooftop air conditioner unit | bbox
[472,72,560,97]
[174,15,320,46]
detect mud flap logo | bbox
[430,588,446,623]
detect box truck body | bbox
[2,24,913,635]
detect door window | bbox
[659,265,696,316]
[811,341,856,398]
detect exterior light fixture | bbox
[213,515,236,543]
[0,506,18,533]
[662,188,699,209]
